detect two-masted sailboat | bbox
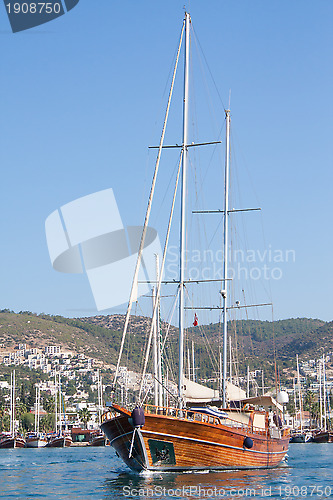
[26,385,48,448]
[46,373,72,447]
[0,371,25,449]
[101,12,290,472]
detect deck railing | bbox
[143,404,268,436]
[101,404,288,438]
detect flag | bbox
[193,313,198,327]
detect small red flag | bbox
[193,313,198,327]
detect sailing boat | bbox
[289,355,312,443]
[101,12,290,471]
[0,370,25,449]
[312,355,333,443]
[26,385,48,448]
[90,370,107,446]
[46,372,72,447]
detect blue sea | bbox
[0,444,332,499]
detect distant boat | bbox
[289,431,312,443]
[26,385,47,448]
[90,369,106,446]
[0,433,25,449]
[311,355,332,443]
[25,432,48,448]
[311,430,333,443]
[46,432,72,448]
[90,431,107,447]
[46,372,72,448]
[289,355,311,443]
[0,370,25,449]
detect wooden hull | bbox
[0,436,26,449]
[312,431,333,443]
[26,436,48,448]
[90,434,107,446]
[46,435,72,448]
[289,432,312,443]
[101,406,289,472]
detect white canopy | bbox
[183,377,246,403]
[239,395,283,412]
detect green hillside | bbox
[0,310,331,385]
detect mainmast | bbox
[222,109,231,408]
[178,11,190,407]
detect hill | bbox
[0,310,331,382]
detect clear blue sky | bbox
[0,0,332,322]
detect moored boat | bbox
[0,433,25,449]
[289,431,312,443]
[0,371,26,449]
[25,432,48,448]
[311,430,333,443]
[26,385,47,447]
[46,432,72,448]
[46,372,72,448]
[90,432,107,447]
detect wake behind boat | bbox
[101,12,289,472]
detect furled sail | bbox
[183,377,246,402]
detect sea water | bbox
[0,444,332,499]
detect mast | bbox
[10,371,14,437]
[178,11,190,408]
[229,336,232,383]
[296,354,303,432]
[54,371,58,434]
[37,385,40,435]
[34,386,38,434]
[97,369,103,422]
[323,354,327,432]
[222,109,231,408]
[319,358,323,429]
[191,341,195,382]
[58,373,62,434]
[155,254,163,408]
[152,286,159,407]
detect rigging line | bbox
[190,23,227,112]
[139,151,183,400]
[184,286,218,372]
[187,26,225,205]
[113,19,185,390]
[161,288,180,355]
[134,302,153,377]
[271,304,278,397]
[242,288,254,356]
[230,128,273,306]
[151,153,182,228]
[191,24,226,133]
[160,289,180,385]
